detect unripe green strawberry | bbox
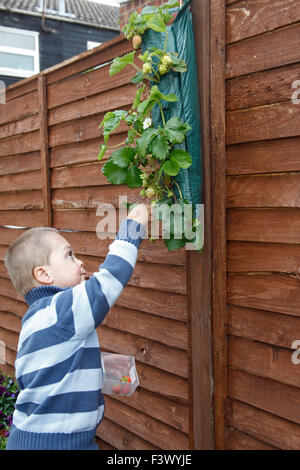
[162,54,172,65]
[140,189,146,197]
[132,34,142,50]
[142,62,152,74]
[159,64,168,75]
[146,187,156,199]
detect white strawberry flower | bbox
[143,117,152,129]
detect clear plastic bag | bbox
[101,352,139,397]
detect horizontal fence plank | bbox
[0,210,44,228]
[110,386,188,434]
[227,304,300,349]
[49,134,125,168]
[116,285,188,322]
[228,337,300,388]
[226,429,277,450]
[0,115,39,141]
[226,62,300,111]
[227,173,300,208]
[104,396,189,450]
[103,305,187,350]
[0,90,38,125]
[227,241,300,274]
[0,278,24,302]
[226,100,300,145]
[226,137,300,175]
[228,399,300,449]
[0,311,21,334]
[0,190,43,211]
[0,131,40,157]
[5,77,37,102]
[0,294,26,317]
[82,255,186,295]
[97,418,158,450]
[226,0,300,44]
[48,63,133,110]
[226,23,300,79]
[227,208,300,243]
[48,83,135,126]
[51,162,107,189]
[98,326,188,378]
[0,152,40,176]
[0,171,42,192]
[228,273,300,317]
[228,368,300,425]
[0,326,18,351]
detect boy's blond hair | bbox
[4,227,59,298]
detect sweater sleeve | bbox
[53,218,146,338]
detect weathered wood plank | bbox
[226,101,300,145]
[227,241,300,274]
[226,0,300,44]
[97,418,158,450]
[227,174,300,208]
[226,137,300,175]
[226,23,300,79]
[103,305,187,350]
[228,368,300,426]
[0,115,40,140]
[227,304,300,349]
[226,62,300,111]
[228,273,300,317]
[0,131,40,157]
[0,311,21,333]
[0,171,42,192]
[228,337,300,389]
[48,84,136,126]
[0,190,43,211]
[98,326,188,378]
[227,208,300,243]
[228,399,300,449]
[226,429,277,450]
[0,210,44,228]
[0,294,26,317]
[51,162,107,188]
[104,396,189,450]
[0,152,40,176]
[0,90,38,125]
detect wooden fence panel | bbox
[225,0,300,450]
[0,34,191,450]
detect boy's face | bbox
[34,232,87,289]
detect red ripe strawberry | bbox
[122,383,131,395]
[112,384,121,394]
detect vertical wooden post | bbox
[38,74,52,227]
[210,0,227,450]
[188,0,214,450]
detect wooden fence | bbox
[224,0,300,450]
[0,34,193,450]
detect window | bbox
[87,41,102,50]
[0,26,40,78]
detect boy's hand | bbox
[127,202,151,228]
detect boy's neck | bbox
[25,285,67,306]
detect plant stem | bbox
[107,139,127,149]
[172,178,183,200]
[163,31,169,54]
[159,103,166,127]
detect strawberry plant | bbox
[98,0,200,251]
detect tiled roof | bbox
[0,0,120,30]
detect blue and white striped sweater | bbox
[7,219,144,450]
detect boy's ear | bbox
[33,266,53,285]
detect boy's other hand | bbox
[127,202,151,228]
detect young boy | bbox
[4,204,148,450]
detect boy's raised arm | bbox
[54,203,149,338]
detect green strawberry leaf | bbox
[146,14,166,32]
[109,51,136,76]
[164,117,192,144]
[164,237,186,251]
[111,147,135,168]
[136,128,157,157]
[162,157,180,176]
[102,160,127,185]
[169,149,192,168]
[125,166,143,188]
[150,135,169,160]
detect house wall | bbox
[0,11,118,86]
